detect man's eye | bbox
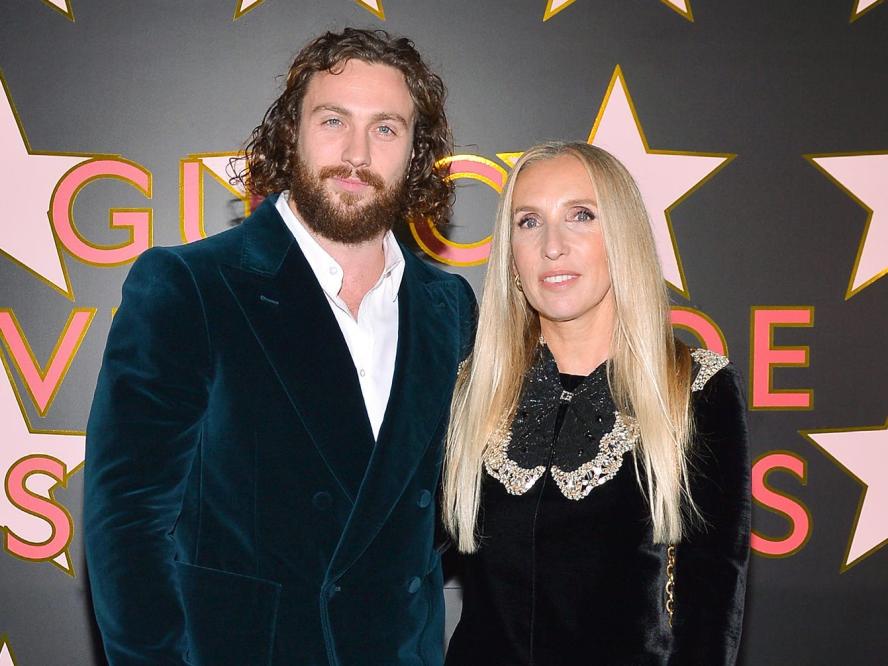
[376,125,396,136]
[323,118,343,127]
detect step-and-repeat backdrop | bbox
[1,1,886,664]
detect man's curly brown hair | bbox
[239,28,454,227]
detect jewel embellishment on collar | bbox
[484,347,729,501]
[484,409,639,499]
[484,421,546,495]
[549,411,640,500]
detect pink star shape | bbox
[803,421,888,571]
[0,74,90,297]
[0,637,20,666]
[808,152,888,298]
[851,0,884,21]
[234,0,384,20]
[233,0,263,19]
[38,0,74,20]
[544,1,693,22]
[588,66,732,297]
[0,356,85,574]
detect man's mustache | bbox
[318,165,385,190]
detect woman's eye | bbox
[517,215,540,229]
[573,208,595,222]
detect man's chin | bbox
[332,193,376,210]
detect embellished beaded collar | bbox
[483,346,728,500]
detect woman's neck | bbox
[540,310,613,376]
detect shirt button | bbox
[417,490,432,508]
[329,266,338,275]
[359,369,366,377]
[407,577,421,594]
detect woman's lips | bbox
[540,272,580,287]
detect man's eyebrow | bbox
[370,111,410,127]
[311,104,351,116]
[310,105,410,127]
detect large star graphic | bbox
[233,0,384,20]
[39,0,74,21]
[0,73,90,299]
[588,66,733,297]
[0,353,85,575]
[544,0,693,22]
[807,151,888,299]
[851,0,884,21]
[802,421,888,571]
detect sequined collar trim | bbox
[483,345,640,500]
[483,347,729,500]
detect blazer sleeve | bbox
[669,363,751,666]
[435,273,477,554]
[455,274,478,363]
[84,247,211,665]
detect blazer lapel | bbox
[220,197,374,503]
[327,253,461,580]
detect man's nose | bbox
[342,128,370,169]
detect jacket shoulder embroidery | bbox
[690,348,730,392]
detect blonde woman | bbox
[443,142,750,665]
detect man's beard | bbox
[289,157,409,244]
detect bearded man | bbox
[84,28,475,666]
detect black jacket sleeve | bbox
[670,363,751,665]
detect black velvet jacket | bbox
[446,346,751,666]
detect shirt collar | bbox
[276,191,404,302]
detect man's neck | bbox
[290,202,387,318]
[327,236,387,320]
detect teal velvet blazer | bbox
[84,196,476,665]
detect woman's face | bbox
[510,154,614,333]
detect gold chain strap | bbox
[665,545,676,626]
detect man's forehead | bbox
[302,60,415,121]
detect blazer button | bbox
[407,577,421,594]
[417,489,432,508]
[313,491,332,510]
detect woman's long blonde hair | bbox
[443,141,694,553]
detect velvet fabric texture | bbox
[446,346,751,666]
[84,195,476,666]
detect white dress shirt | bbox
[276,192,404,440]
